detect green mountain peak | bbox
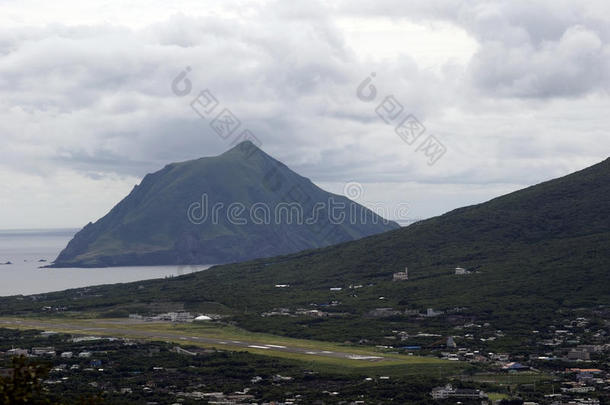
[52,144,399,267]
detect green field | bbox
[0,317,467,377]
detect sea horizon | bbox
[0,229,212,297]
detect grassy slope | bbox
[3,158,609,345]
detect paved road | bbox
[0,319,388,362]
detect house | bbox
[561,386,595,394]
[6,348,28,357]
[567,368,603,374]
[171,312,193,322]
[567,368,603,382]
[295,309,328,317]
[393,267,409,281]
[31,347,55,356]
[426,308,443,317]
[446,336,457,348]
[51,364,66,372]
[78,351,92,358]
[502,362,529,371]
[564,398,600,405]
[368,308,402,318]
[60,352,73,359]
[491,353,510,362]
[577,345,602,353]
[154,312,193,322]
[568,348,590,361]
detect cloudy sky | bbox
[1,0,609,229]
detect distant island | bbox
[51,141,399,267]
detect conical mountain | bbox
[53,141,399,267]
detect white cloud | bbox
[0,0,608,228]
[469,25,608,97]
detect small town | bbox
[1,300,609,405]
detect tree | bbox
[0,356,50,405]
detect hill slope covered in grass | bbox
[7,157,609,346]
[172,156,610,315]
[52,141,399,267]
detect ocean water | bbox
[0,229,211,297]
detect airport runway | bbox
[0,319,388,362]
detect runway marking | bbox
[347,355,383,360]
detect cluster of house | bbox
[176,391,256,403]
[538,317,602,347]
[437,349,528,368]
[0,345,105,380]
[430,384,487,400]
[556,394,601,404]
[391,266,474,281]
[428,363,608,404]
[367,307,446,318]
[520,398,603,405]
[533,317,609,364]
[129,312,193,322]
[261,306,345,318]
[128,312,217,323]
[548,367,609,403]
[1,346,99,359]
[566,345,604,361]
[173,374,300,404]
